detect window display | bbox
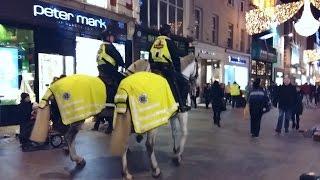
[0,24,34,105]
[224,65,248,90]
[76,36,126,76]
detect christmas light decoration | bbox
[245,1,303,35]
[304,49,320,63]
[294,0,320,37]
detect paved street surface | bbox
[1,106,320,180]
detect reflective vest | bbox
[97,42,116,66]
[42,74,107,125]
[114,72,178,134]
[230,84,240,96]
[150,36,172,63]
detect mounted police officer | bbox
[97,29,125,85]
[96,29,125,133]
[149,24,190,112]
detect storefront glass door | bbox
[38,53,74,98]
[224,65,248,90]
[76,36,126,76]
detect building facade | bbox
[0,0,139,125]
[193,0,251,92]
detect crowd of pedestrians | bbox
[200,74,320,138]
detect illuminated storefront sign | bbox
[33,4,107,28]
[228,56,246,65]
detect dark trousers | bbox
[226,93,231,104]
[231,95,238,108]
[205,99,210,109]
[191,95,197,108]
[291,113,300,129]
[315,94,319,105]
[98,63,124,85]
[151,63,186,106]
[250,108,263,137]
[276,108,292,132]
[213,110,221,124]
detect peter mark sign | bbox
[33,4,107,29]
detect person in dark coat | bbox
[248,78,269,138]
[292,86,303,130]
[210,81,224,127]
[274,75,297,134]
[18,93,33,145]
[203,83,211,109]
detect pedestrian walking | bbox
[203,83,211,109]
[210,81,224,127]
[230,82,240,108]
[274,75,297,134]
[292,86,303,130]
[248,78,269,138]
[225,82,231,105]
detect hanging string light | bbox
[245,1,303,35]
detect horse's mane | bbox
[180,54,195,71]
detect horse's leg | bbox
[65,121,85,168]
[170,115,179,154]
[146,130,161,178]
[173,112,188,166]
[121,147,133,180]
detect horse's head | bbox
[180,54,198,88]
[124,59,151,76]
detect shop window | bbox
[85,0,108,8]
[150,0,158,29]
[177,8,183,36]
[177,0,183,7]
[160,1,168,27]
[227,23,233,49]
[195,8,202,40]
[240,29,245,52]
[169,5,176,33]
[240,1,245,12]
[139,0,148,27]
[228,0,234,7]
[0,24,34,105]
[251,60,257,75]
[257,61,266,75]
[212,15,218,44]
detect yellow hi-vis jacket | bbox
[150,36,172,63]
[230,84,240,96]
[97,42,116,66]
[114,72,178,134]
[41,74,107,125]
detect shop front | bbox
[251,41,277,87]
[224,50,250,90]
[133,25,191,61]
[193,43,224,87]
[0,0,130,125]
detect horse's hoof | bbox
[76,159,86,169]
[152,168,161,178]
[122,173,133,180]
[173,147,180,154]
[172,155,181,166]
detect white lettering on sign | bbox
[33,5,106,29]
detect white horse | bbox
[111,54,198,179]
[125,54,198,165]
